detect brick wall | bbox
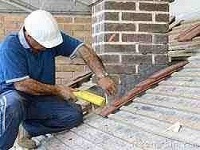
[0,13,92,85]
[92,0,169,95]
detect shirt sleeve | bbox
[1,48,29,83]
[53,32,84,58]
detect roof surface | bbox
[13,55,200,150]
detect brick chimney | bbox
[92,0,169,95]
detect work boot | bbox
[17,125,37,149]
[17,136,37,149]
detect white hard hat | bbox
[24,10,63,48]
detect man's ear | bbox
[24,30,30,39]
[26,34,32,39]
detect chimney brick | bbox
[104,44,136,53]
[105,23,136,32]
[154,54,168,64]
[155,14,169,22]
[105,1,136,10]
[105,64,136,74]
[139,23,168,33]
[139,44,168,54]
[105,33,120,42]
[122,34,152,43]
[154,34,168,44]
[99,54,120,63]
[122,12,152,21]
[104,12,119,21]
[94,33,120,43]
[139,3,169,12]
[122,54,152,64]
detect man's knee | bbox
[60,105,83,129]
[71,109,83,126]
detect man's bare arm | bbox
[14,78,59,95]
[77,44,117,95]
[14,78,77,100]
[77,44,107,79]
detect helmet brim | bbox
[39,32,63,48]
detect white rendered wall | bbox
[170,0,200,21]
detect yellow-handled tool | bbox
[73,90,106,107]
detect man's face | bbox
[25,31,46,53]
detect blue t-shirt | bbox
[0,30,83,93]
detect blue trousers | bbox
[0,90,83,150]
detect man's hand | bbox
[97,76,117,96]
[57,85,78,102]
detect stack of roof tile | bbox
[169,20,200,61]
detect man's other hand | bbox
[97,77,117,96]
[57,85,77,101]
